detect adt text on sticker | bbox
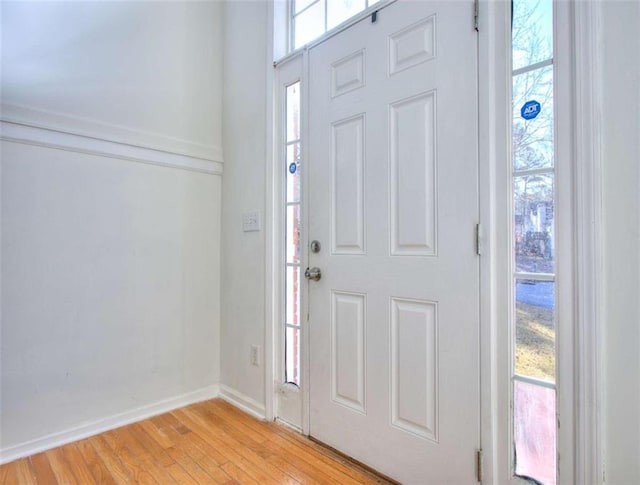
[521,100,542,120]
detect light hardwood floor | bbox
[0,399,392,484]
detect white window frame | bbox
[277,0,395,58]
[289,0,380,52]
[478,0,602,483]
[270,51,309,432]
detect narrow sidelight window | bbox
[511,0,556,483]
[285,82,302,386]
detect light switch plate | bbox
[242,210,261,232]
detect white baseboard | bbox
[0,384,219,465]
[219,384,267,421]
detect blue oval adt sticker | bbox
[521,100,541,120]
[289,162,297,174]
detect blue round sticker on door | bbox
[289,162,297,174]
[521,100,541,120]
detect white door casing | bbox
[307,1,481,483]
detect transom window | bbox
[290,0,382,50]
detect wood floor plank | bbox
[164,417,228,466]
[89,435,134,484]
[149,414,188,442]
[220,461,261,485]
[174,407,283,484]
[267,454,326,485]
[150,412,230,476]
[129,423,175,468]
[172,407,256,463]
[215,400,274,440]
[185,404,273,460]
[2,460,21,485]
[190,406,299,485]
[62,443,96,484]
[165,424,232,482]
[110,428,176,484]
[137,419,174,450]
[0,460,9,485]
[165,462,198,484]
[11,459,37,485]
[165,445,222,484]
[196,401,269,445]
[75,439,116,485]
[268,423,382,484]
[46,447,80,485]
[215,399,381,483]
[156,412,191,436]
[261,440,341,485]
[0,399,393,485]
[100,434,157,485]
[172,442,232,484]
[198,402,272,450]
[28,453,57,485]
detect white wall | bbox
[1,0,223,456]
[601,2,640,482]
[220,0,270,409]
[1,1,222,160]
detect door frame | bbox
[265,0,604,481]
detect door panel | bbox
[389,91,437,256]
[331,115,366,254]
[308,1,480,483]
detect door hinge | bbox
[475,223,482,256]
[476,449,483,482]
[474,0,479,31]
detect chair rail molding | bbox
[0,104,224,175]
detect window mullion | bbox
[513,167,555,178]
[292,0,320,18]
[513,57,554,76]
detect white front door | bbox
[307,1,480,483]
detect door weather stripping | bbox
[476,449,483,482]
[474,0,479,31]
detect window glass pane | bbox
[512,0,553,71]
[295,0,317,14]
[327,0,366,30]
[286,326,301,385]
[286,265,301,326]
[514,174,554,273]
[294,0,325,49]
[287,143,301,203]
[286,83,301,142]
[513,67,554,171]
[515,279,555,381]
[286,205,301,264]
[514,380,556,484]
